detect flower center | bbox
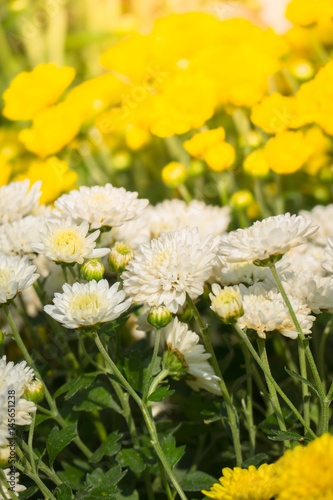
[52,229,81,255]
[70,292,104,317]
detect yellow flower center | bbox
[52,229,81,255]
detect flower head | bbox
[202,463,277,500]
[31,217,109,265]
[122,227,217,313]
[0,254,39,304]
[210,284,243,324]
[219,213,318,264]
[0,215,47,256]
[160,318,221,395]
[0,180,42,224]
[54,184,148,230]
[44,280,131,329]
[273,433,333,500]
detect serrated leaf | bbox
[161,435,185,469]
[76,467,126,499]
[58,463,86,491]
[47,425,78,467]
[54,373,100,399]
[284,367,318,396]
[89,431,123,463]
[54,483,73,500]
[148,385,175,402]
[116,449,145,474]
[242,453,269,468]
[180,471,216,491]
[71,379,122,413]
[268,430,304,442]
[123,351,148,393]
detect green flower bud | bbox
[80,259,105,281]
[162,348,188,380]
[0,447,11,468]
[209,284,243,324]
[108,242,134,273]
[147,306,173,329]
[23,379,45,404]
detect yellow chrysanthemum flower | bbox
[251,93,298,134]
[204,142,235,172]
[274,433,333,499]
[19,101,82,158]
[286,0,333,27]
[202,464,277,500]
[264,130,312,174]
[125,125,151,150]
[14,157,78,205]
[183,128,225,158]
[243,149,270,178]
[2,63,75,121]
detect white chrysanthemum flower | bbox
[279,243,327,277]
[54,184,149,230]
[122,227,218,313]
[148,199,230,239]
[0,356,36,445]
[0,180,42,224]
[209,284,243,323]
[209,260,274,288]
[44,279,131,329]
[219,213,318,264]
[1,469,26,497]
[322,237,333,275]
[108,212,151,249]
[300,204,333,246]
[0,254,39,304]
[281,271,333,315]
[237,283,315,339]
[0,215,47,256]
[31,217,109,265]
[160,318,221,395]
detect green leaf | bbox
[89,431,123,463]
[116,449,145,474]
[148,385,175,402]
[242,453,269,468]
[54,373,100,399]
[123,351,148,393]
[58,463,86,491]
[47,424,78,467]
[284,367,318,396]
[115,489,139,500]
[20,486,39,499]
[76,467,126,499]
[161,435,185,469]
[268,430,305,442]
[54,483,73,500]
[34,414,51,427]
[180,471,216,491]
[71,379,122,413]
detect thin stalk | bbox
[240,344,256,456]
[143,329,161,402]
[254,178,271,219]
[298,338,310,432]
[257,339,290,449]
[148,369,169,398]
[0,469,18,500]
[186,295,242,466]
[268,263,328,434]
[4,306,92,459]
[18,442,63,487]
[159,463,174,500]
[93,332,188,500]
[28,412,37,474]
[14,462,57,500]
[234,324,316,439]
[318,319,333,389]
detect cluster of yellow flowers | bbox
[203,433,333,500]
[2,0,333,203]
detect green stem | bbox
[318,319,333,389]
[4,305,92,459]
[28,412,37,474]
[143,329,161,402]
[254,178,271,219]
[234,324,316,439]
[269,263,328,434]
[186,295,243,466]
[19,442,63,487]
[93,332,188,500]
[14,462,57,500]
[298,338,310,433]
[159,463,174,500]
[239,344,256,456]
[148,369,170,398]
[0,469,19,500]
[257,339,290,449]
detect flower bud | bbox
[231,190,254,210]
[23,378,45,404]
[108,241,134,273]
[0,447,11,468]
[162,162,187,188]
[147,306,172,329]
[209,284,243,324]
[162,348,188,380]
[80,259,104,281]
